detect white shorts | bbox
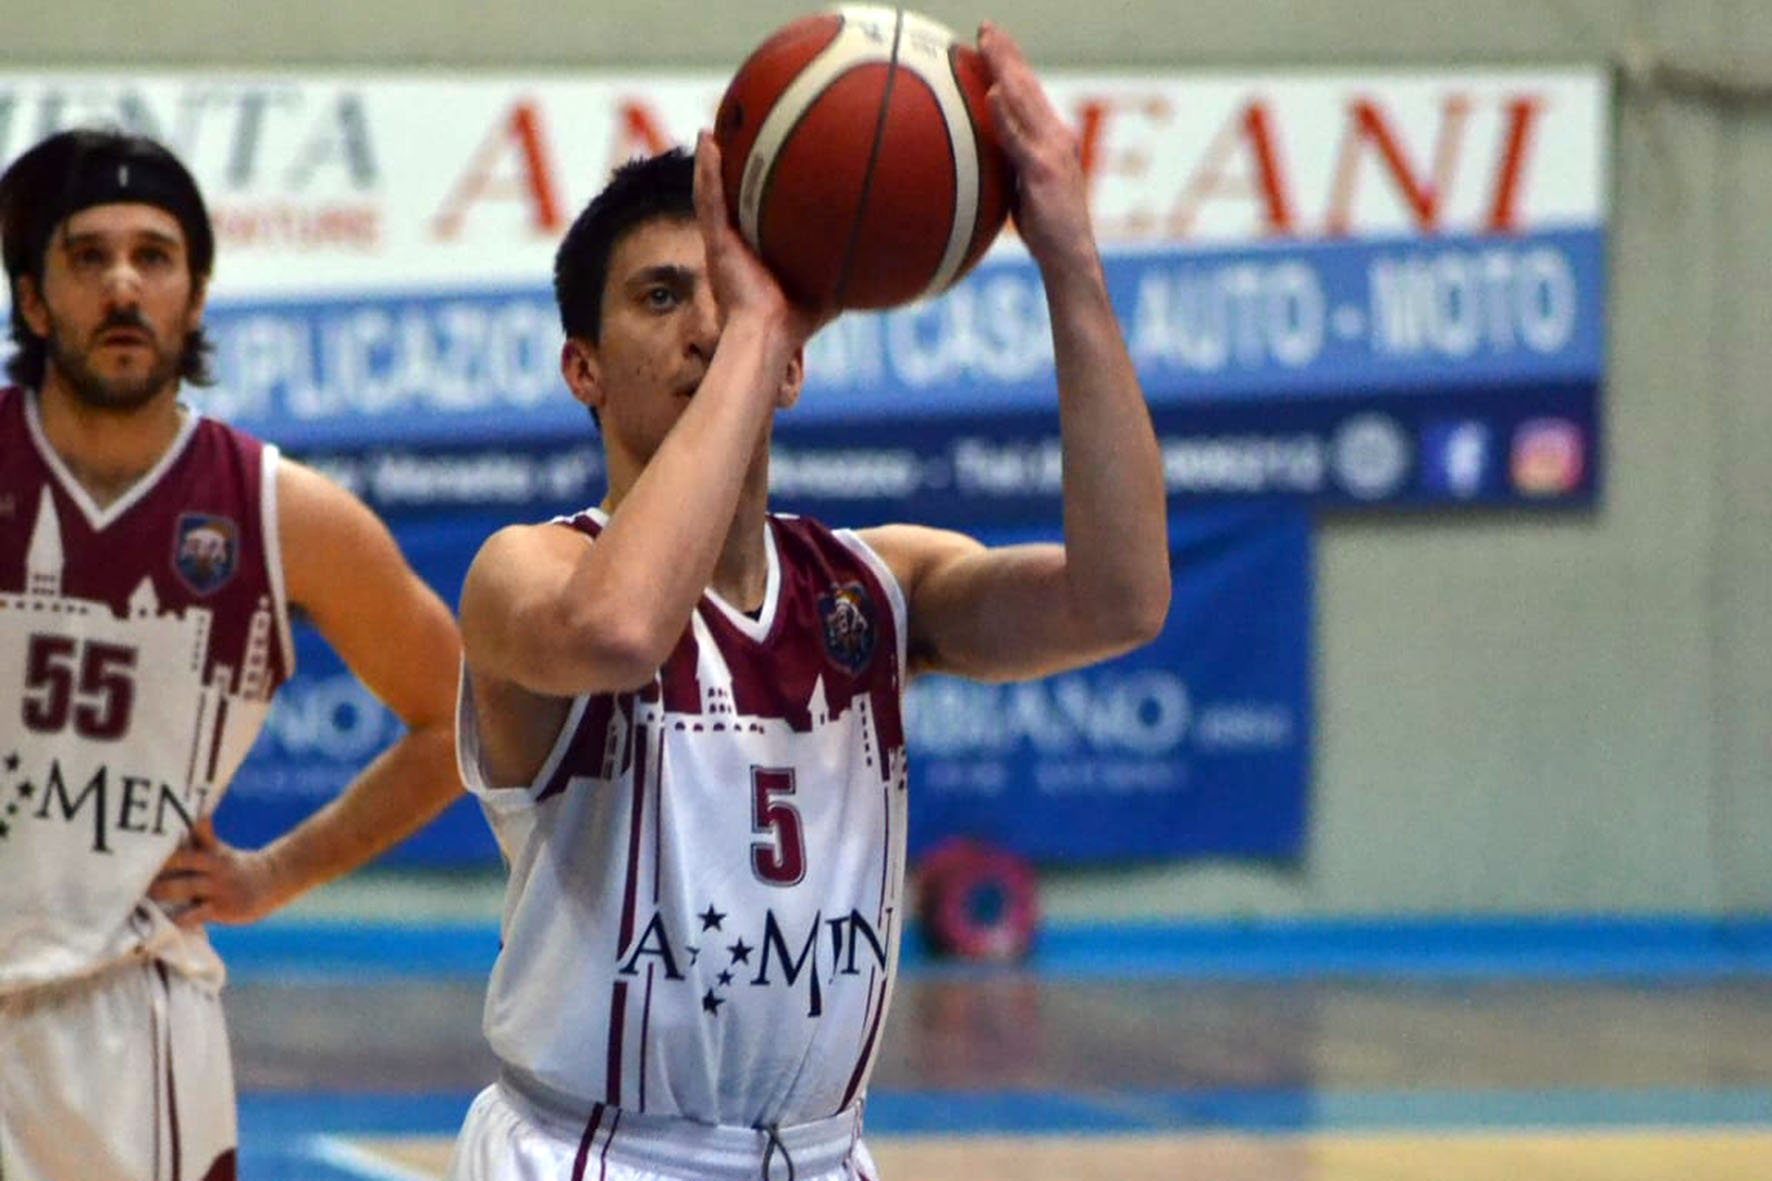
[446,1077,881,1181]
[0,958,237,1181]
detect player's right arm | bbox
[458,522,637,693]
[460,134,812,703]
[456,522,609,786]
[460,133,830,786]
[455,285,793,705]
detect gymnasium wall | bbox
[8,0,1770,919]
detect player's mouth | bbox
[97,328,153,349]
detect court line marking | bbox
[217,916,1772,983]
[308,1135,440,1181]
[244,1086,1772,1140]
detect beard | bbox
[42,310,186,413]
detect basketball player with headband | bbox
[446,22,1169,1181]
[0,129,464,1180]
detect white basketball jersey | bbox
[460,509,909,1130]
[0,387,295,993]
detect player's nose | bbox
[101,259,145,306]
[686,283,722,359]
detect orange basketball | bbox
[714,5,1014,311]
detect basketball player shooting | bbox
[0,129,463,1180]
[446,20,1168,1181]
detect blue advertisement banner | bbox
[219,503,1311,867]
[906,504,1311,863]
[193,228,1602,512]
[286,378,1597,533]
[217,512,500,866]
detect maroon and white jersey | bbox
[0,387,294,993]
[460,508,909,1130]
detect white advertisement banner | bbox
[0,67,1607,299]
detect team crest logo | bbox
[173,513,239,594]
[818,582,877,674]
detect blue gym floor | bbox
[219,917,1772,1180]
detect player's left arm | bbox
[149,459,462,926]
[862,23,1169,682]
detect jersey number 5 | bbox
[751,767,807,886]
[21,634,139,741]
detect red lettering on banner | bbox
[1073,97,1118,184]
[611,100,675,165]
[212,203,381,250]
[1486,95,1545,232]
[432,101,563,240]
[1325,95,1471,235]
[1074,94,1170,235]
[1169,101,1296,238]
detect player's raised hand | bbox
[148,817,294,929]
[692,131,833,349]
[977,22,1096,271]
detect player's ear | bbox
[776,346,804,410]
[14,275,49,338]
[185,277,208,333]
[561,337,604,414]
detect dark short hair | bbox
[0,127,216,388]
[554,147,695,345]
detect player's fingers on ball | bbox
[997,69,1062,150]
[974,22,1006,79]
[987,38,1064,144]
[997,102,1071,187]
[977,21,1027,74]
[987,87,1032,155]
[994,97,1061,188]
[992,76,1055,167]
[980,26,1038,103]
[692,132,724,224]
[695,128,720,171]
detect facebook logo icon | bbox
[1420,420,1492,500]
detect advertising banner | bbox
[216,511,501,866]
[906,504,1312,862]
[219,503,1310,867]
[2,67,1608,510]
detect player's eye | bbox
[68,245,107,271]
[644,286,680,310]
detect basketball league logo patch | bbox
[818,582,877,674]
[173,513,239,594]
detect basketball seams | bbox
[722,5,1008,310]
[831,6,906,309]
[910,45,981,298]
[890,8,982,295]
[737,17,896,263]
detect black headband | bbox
[52,151,209,249]
[0,131,214,285]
